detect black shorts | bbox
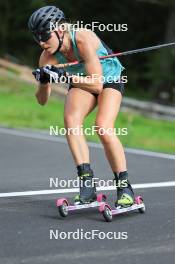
[69,81,125,98]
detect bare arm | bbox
[35,51,57,105]
[71,30,103,94]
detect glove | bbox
[32,67,50,84]
[43,65,72,84]
[33,65,72,84]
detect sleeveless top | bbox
[54,29,124,83]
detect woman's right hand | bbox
[32,67,50,84]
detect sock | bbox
[113,171,128,179]
[77,163,93,177]
[118,171,128,180]
[113,171,128,188]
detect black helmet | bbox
[28,6,65,33]
[28,6,66,52]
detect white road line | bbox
[0,181,175,198]
[0,127,175,160]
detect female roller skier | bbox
[28,6,134,207]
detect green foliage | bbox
[0,0,174,103]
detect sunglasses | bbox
[33,30,52,43]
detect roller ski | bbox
[100,195,145,222]
[56,164,106,218]
[99,171,145,222]
[57,193,106,217]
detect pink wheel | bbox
[102,204,113,222]
[135,196,145,214]
[56,198,69,207]
[57,199,69,217]
[135,196,143,205]
[96,194,107,202]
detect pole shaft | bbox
[55,42,175,68]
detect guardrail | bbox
[121,97,175,121]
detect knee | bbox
[64,112,82,128]
[95,118,114,144]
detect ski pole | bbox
[55,42,175,68]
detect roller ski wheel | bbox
[101,204,113,222]
[56,194,106,218]
[135,196,146,214]
[57,199,69,217]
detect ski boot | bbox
[57,164,107,218]
[74,163,97,204]
[114,171,135,208]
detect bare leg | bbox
[64,88,97,165]
[95,88,127,173]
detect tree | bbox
[138,0,175,104]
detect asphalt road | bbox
[0,128,175,264]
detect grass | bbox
[0,73,175,154]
